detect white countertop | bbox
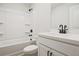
[38,31,79,46]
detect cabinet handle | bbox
[47,51,50,56]
[50,52,52,56]
[50,52,54,56]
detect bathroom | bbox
[0,3,79,56]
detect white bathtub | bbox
[0,38,36,56]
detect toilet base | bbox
[23,52,38,56]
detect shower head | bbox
[28,8,33,12]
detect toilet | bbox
[23,45,38,56]
[23,33,38,56]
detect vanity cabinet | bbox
[37,33,79,56]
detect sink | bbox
[49,29,79,41]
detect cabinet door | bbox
[38,43,50,56]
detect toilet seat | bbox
[23,45,38,54]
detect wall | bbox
[0,3,52,41]
[69,4,79,29]
[32,3,51,36]
[0,3,30,41]
[52,4,69,29]
[51,4,79,33]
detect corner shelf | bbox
[25,31,30,34]
[25,24,31,26]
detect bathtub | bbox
[0,38,36,56]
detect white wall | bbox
[52,4,69,29]
[32,3,51,36]
[69,5,79,29]
[0,3,52,41]
[0,3,30,41]
[51,4,79,33]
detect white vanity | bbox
[37,32,79,56]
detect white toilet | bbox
[23,45,38,56]
[23,31,38,56]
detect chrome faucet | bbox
[58,24,68,34]
[63,25,68,34]
[29,29,33,40]
[58,24,63,33]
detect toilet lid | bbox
[23,45,38,54]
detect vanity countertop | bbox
[38,32,79,46]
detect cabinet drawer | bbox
[38,36,79,56]
[50,49,65,56]
[38,43,65,56]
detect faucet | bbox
[29,29,33,40]
[63,25,68,34]
[58,24,63,33]
[58,24,68,34]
